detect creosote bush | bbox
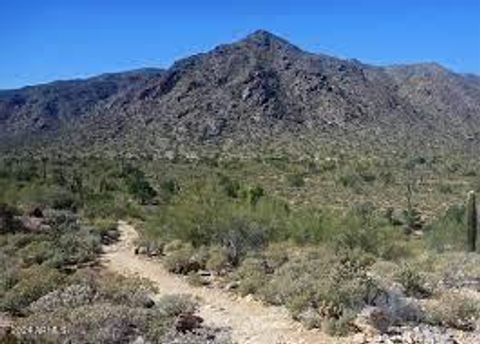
[12,271,214,344]
[234,247,383,332]
[1,265,65,314]
[425,291,480,330]
[395,263,431,298]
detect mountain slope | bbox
[1,30,479,157]
[0,68,164,148]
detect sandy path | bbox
[102,221,342,344]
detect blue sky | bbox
[0,0,479,89]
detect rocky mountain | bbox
[1,30,479,158]
[0,68,164,148]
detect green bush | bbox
[47,188,78,210]
[123,166,157,204]
[235,257,270,296]
[0,254,20,295]
[287,173,305,188]
[234,247,382,331]
[426,204,467,252]
[14,271,206,344]
[395,263,431,298]
[18,240,54,266]
[163,242,201,274]
[47,227,101,268]
[0,203,21,234]
[338,173,362,188]
[156,294,198,316]
[333,211,412,260]
[1,265,65,314]
[15,303,171,344]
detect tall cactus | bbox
[467,190,478,252]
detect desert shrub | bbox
[244,185,265,206]
[15,303,170,344]
[28,283,95,314]
[333,211,412,260]
[216,217,269,266]
[47,187,78,210]
[156,294,198,316]
[13,162,38,182]
[82,193,116,218]
[91,218,119,244]
[425,291,480,330]
[94,274,157,308]
[287,173,305,187]
[255,248,382,330]
[426,204,466,252]
[163,242,201,274]
[395,263,431,298]
[439,183,453,194]
[163,239,186,254]
[124,167,157,204]
[1,233,39,255]
[17,185,77,211]
[379,170,395,185]
[235,257,270,296]
[47,226,101,268]
[0,265,65,314]
[263,242,290,271]
[323,310,357,336]
[16,286,206,344]
[295,306,323,329]
[218,174,240,198]
[318,158,337,172]
[0,255,20,295]
[369,260,399,285]
[0,203,21,234]
[338,173,362,188]
[158,178,179,203]
[283,208,339,244]
[410,252,480,292]
[18,240,54,266]
[145,178,272,254]
[206,245,230,274]
[160,178,179,195]
[29,272,157,314]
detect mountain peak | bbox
[241,30,298,50]
[246,29,280,40]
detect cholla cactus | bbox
[467,191,478,252]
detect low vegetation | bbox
[1,153,479,341]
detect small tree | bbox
[125,168,157,204]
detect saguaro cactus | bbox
[467,190,478,252]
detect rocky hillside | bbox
[0,69,164,148]
[1,30,479,158]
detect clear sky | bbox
[0,0,479,89]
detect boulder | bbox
[175,313,204,333]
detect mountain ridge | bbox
[1,30,479,158]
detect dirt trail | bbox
[102,221,342,344]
